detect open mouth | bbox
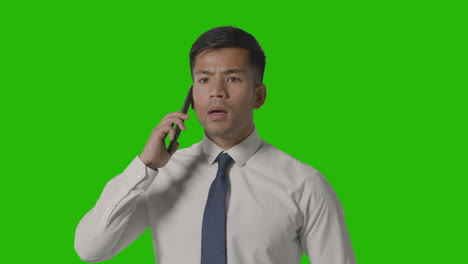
[209,109,227,114]
[208,106,228,119]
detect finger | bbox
[164,117,187,131]
[175,118,187,131]
[166,126,177,141]
[158,125,176,141]
[174,111,190,120]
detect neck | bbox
[206,126,254,150]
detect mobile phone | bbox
[167,86,193,153]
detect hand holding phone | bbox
[167,86,193,153]
[139,86,192,169]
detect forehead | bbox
[194,47,251,71]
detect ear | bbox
[253,84,266,109]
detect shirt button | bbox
[137,174,142,179]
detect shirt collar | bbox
[201,129,262,167]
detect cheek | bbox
[232,93,255,115]
[238,90,255,106]
[192,90,204,109]
[191,92,201,118]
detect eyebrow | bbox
[194,69,245,75]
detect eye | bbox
[199,77,209,84]
[227,76,240,82]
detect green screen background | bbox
[1,0,466,263]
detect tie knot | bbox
[217,153,233,172]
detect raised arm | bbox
[74,112,189,262]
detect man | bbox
[75,26,356,264]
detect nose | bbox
[210,79,228,98]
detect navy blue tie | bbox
[201,153,234,264]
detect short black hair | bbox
[189,26,266,85]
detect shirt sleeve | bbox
[74,155,158,263]
[298,171,356,264]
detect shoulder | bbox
[256,140,335,198]
[256,140,322,179]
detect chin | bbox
[204,125,235,138]
[205,129,232,138]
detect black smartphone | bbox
[167,86,193,153]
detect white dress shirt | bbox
[75,129,356,263]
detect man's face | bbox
[192,47,265,145]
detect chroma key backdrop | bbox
[1,1,466,263]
